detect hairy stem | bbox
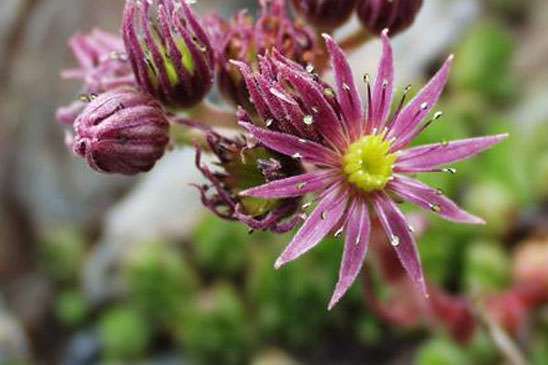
[339,28,372,53]
[473,305,528,365]
[184,100,239,129]
[315,28,373,76]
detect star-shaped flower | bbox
[234,30,507,309]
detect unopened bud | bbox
[291,0,358,29]
[122,0,214,109]
[357,0,423,36]
[72,88,170,175]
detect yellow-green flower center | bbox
[342,133,397,193]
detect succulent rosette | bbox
[57,28,134,126]
[234,30,507,309]
[291,0,358,30]
[204,0,316,110]
[357,0,424,35]
[71,88,170,175]
[122,0,214,109]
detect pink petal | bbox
[323,34,364,140]
[275,186,348,269]
[240,122,340,167]
[395,134,508,172]
[328,198,371,310]
[276,62,348,152]
[371,192,427,296]
[388,55,453,141]
[387,175,485,224]
[240,170,338,199]
[231,60,275,122]
[368,29,394,133]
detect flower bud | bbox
[57,28,134,126]
[357,0,423,35]
[291,0,358,29]
[204,0,316,109]
[72,88,170,175]
[122,0,214,109]
[194,116,304,233]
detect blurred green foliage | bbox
[452,22,516,103]
[178,283,252,365]
[99,306,151,361]
[39,227,86,282]
[192,216,251,276]
[415,337,470,365]
[464,240,510,293]
[55,290,89,327]
[124,241,197,328]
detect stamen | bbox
[364,73,373,132]
[342,133,396,193]
[386,84,411,129]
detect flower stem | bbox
[339,28,372,54]
[315,28,373,76]
[184,100,239,129]
[472,304,528,365]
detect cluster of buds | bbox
[58,0,426,178]
[204,0,316,110]
[290,0,423,35]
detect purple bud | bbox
[194,126,304,233]
[204,0,316,110]
[357,0,423,35]
[122,0,214,109]
[291,0,358,29]
[72,88,170,175]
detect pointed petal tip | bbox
[321,33,332,41]
[327,298,338,311]
[417,277,428,297]
[327,284,345,311]
[274,257,285,270]
[228,59,248,69]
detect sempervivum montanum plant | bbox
[234,30,508,310]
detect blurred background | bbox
[1,0,548,363]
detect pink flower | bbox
[234,31,507,309]
[56,28,134,126]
